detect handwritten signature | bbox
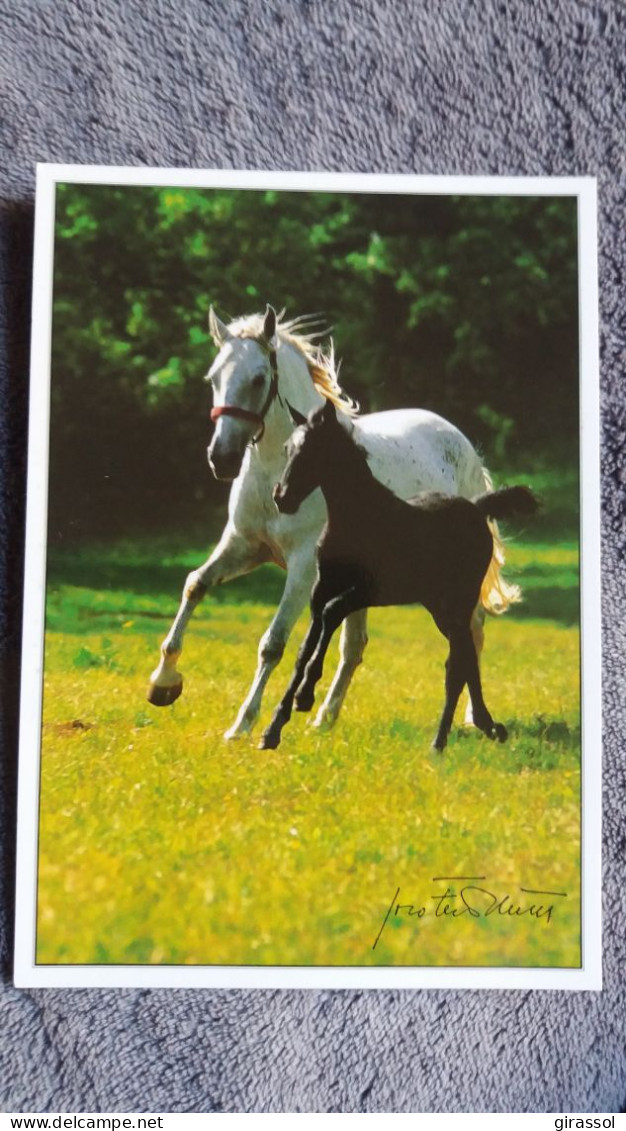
[373,877,568,950]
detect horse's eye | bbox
[252,372,265,389]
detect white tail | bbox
[479,468,522,615]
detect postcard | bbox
[14,167,601,988]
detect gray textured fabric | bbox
[1,0,624,1114]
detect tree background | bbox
[48,184,579,543]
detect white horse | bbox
[147,305,519,738]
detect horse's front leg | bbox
[224,547,317,740]
[312,609,369,729]
[147,526,262,707]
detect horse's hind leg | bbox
[313,610,369,729]
[148,527,262,707]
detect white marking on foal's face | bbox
[284,425,307,460]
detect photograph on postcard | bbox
[17,171,599,984]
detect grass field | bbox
[37,475,581,970]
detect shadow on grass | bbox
[47,556,286,607]
[46,513,580,630]
[366,713,580,773]
[46,579,580,633]
[506,588,580,626]
[448,715,581,772]
[504,716,581,746]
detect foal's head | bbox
[273,400,351,514]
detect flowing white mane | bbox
[227,311,359,416]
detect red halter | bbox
[210,348,280,445]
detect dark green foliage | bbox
[50,185,579,541]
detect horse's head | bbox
[206,305,279,481]
[273,399,342,514]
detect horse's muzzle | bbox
[208,446,241,482]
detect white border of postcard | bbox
[14,166,601,989]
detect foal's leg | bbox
[148,526,264,707]
[259,582,330,750]
[432,628,470,752]
[464,636,507,743]
[295,588,362,712]
[313,610,369,729]
[463,603,485,726]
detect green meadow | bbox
[37,473,581,970]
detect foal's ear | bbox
[322,399,338,425]
[262,304,278,350]
[286,402,307,427]
[209,307,232,347]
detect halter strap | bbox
[210,347,280,444]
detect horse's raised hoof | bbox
[147,676,183,707]
[493,722,508,743]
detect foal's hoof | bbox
[147,676,183,707]
[432,735,447,753]
[493,722,508,743]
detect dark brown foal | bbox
[261,400,538,751]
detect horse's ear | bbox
[262,304,278,350]
[209,307,232,346]
[286,402,307,428]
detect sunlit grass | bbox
[37,538,581,970]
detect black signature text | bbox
[373,877,568,949]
